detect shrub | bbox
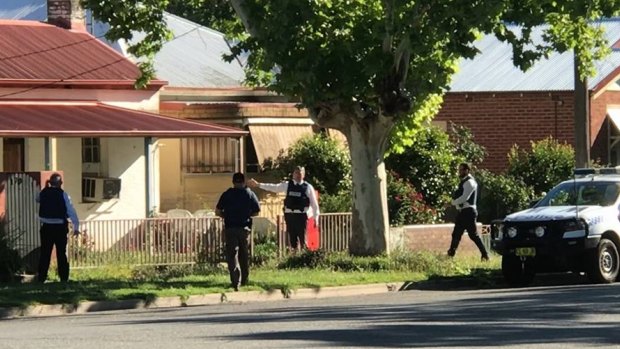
[263,133,351,195]
[385,126,461,209]
[319,192,352,213]
[507,137,575,196]
[325,253,391,272]
[476,170,534,223]
[277,249,327,269]
[252,232,278,266]
[449,122,486,167]
[0,223,23,282]
[387,171,441,225]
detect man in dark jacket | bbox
[448,163,489,261]
[216,172,260,291]
[36,173,80,283]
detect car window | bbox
[547,188,574,206]
[538,181,620,207]
[579,185,604,206]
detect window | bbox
[181,137,237,173]
[82,138,101,176]
[82,138,100,163]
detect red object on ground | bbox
[306,190,320,250]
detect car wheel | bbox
[502,255,535,287]
[587,238,619,284]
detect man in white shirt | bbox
[248,166,319,252]
[448,163,489,261]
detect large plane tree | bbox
[84,0,619,255]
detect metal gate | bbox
[1,172,47,271]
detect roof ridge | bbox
[0,19,49,26]
[163,11,227,37]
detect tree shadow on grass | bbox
[0,278,236,309]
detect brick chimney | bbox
[47,0,85,30]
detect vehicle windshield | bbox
[537,181,620,207]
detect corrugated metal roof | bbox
[0,100,247,137]
[0,1,244,88]
[450,19,620,92]
[129,13,245,88]
[0,20,164,86]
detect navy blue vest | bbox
[284,180,310,211]
[39,187,67,220]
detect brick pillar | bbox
[47,0,85,30]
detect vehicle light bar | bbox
[574,167,620,176]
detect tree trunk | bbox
[347,117,393,256]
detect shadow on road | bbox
[403,269,590,291]
[113,272,620,347]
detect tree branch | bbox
[229,0,260,38]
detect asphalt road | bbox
[2,279,620,349]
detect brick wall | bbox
[435,91,576,172]
[160,101,308,121]
[436,90,620,172]
[591,90,620,164]
[397,224,489,256]
[47,0,84,30]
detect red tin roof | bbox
[0,100,246,137]
[0,20,165,88]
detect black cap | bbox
[232,172,245,184]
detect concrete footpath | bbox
[0,282,406,319]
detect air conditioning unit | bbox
[82,177,121,202]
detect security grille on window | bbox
[181,137,236,173]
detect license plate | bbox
[515,247,536,257]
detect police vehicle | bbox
[491,167,620,286]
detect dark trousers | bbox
[225,227,250,287]
[284,213,307,250]
[38,223,69,282]
[449,208,488,258]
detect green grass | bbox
[0,253,501,309]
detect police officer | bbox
[448,163,489,261]
[248,166,319,253]
[36,173,80,283]
[216,172,260,291]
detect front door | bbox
[3,138,25,172]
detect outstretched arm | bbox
[248,179,289,193]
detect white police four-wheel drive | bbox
[491,167,620,286]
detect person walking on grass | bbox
[36,173,80,283]
[216,172,260,291]
[447,163,489,261]
[248,165,319,253]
